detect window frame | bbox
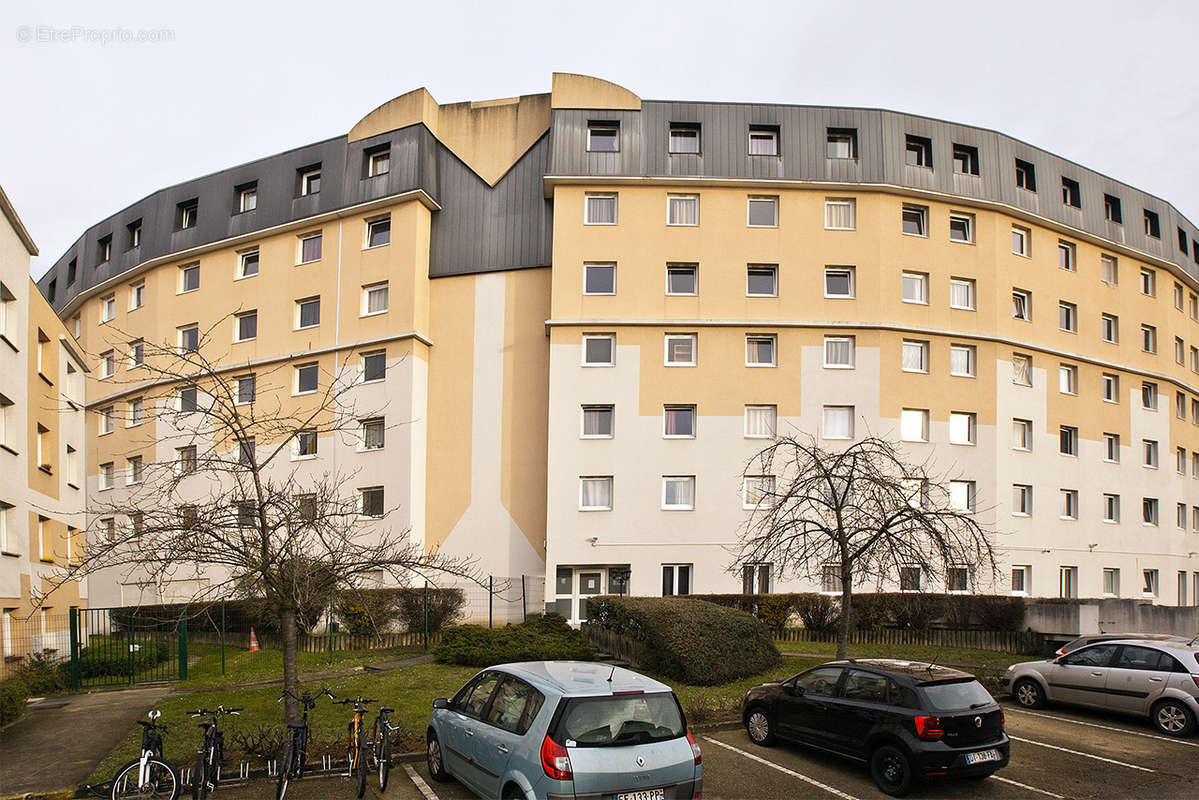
[663,333,697,367]
[578,476,614,511]
[823,335,855,369]
[584,193,618,225]
[901,271,928,305]
[665,263,698,296]
[1011,226,1031,257]
[949,277,976,311]
[824,198,856,231]
[746,195,779,228]
[665,194,699,227]
[949,344,977,378]
[362,282,389,317]
[580,405,614,439]
[582,263,617,296]
[586,122,620,153]
[660,475,696,510]
[746,264,779,297]
[948,212,974,243]
[582,334,615,367]
[745,334,777,367]
[824,266,855,299]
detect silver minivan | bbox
[426,661,703,799]
[1006,639,1199,736]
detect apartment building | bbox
[1,184,88,659]
[34,75,1199,621]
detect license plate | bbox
[616,791,665,800]
[964,749,1000,765]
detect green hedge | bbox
[0,677,30,726]
[586,596,780,686]
[336,587,466,635]
[75,639,170,679]
[434,614,593,666]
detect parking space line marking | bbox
[702,736,863,800]
[404,763,440,800]
[992,775,1065,799]
[1005,707,1199,748]
[1007,735,1153,772]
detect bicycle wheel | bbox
[191,753,208,800]
[275,741,292,800]
[378,729,391,792]
[111,757,180,800]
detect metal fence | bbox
[775,627,1048,654]
[69,606,187,689]
[0,613,72,680]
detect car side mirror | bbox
[432,698,449,710]
[785,684,804,697]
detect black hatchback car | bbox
[742,659,1009,796]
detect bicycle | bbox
[275,688,333,800]
[371,701,396,792]
[329,694,377,799]
[187,705,242,799]
[102,709,180,799]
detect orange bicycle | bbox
[329,693,376,798]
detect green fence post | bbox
[220,600,226,676]
[488,576,494,629]
[328,590,334,666]
[69,609,80,692]
[127,621,135,686]
[179,613,188,681]
[423,582,429,651]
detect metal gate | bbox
[69,606,188,689]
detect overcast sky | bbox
[4,0,1198,278]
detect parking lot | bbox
[218,699,1198,800]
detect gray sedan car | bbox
[426,661,703,799]
[1005,639,1199,736]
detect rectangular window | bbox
[1144,209,1161,238]
[299,232,322,263]
[902,272,928,304]
[826,128,857,159]
[101,294,115,323]
[949,412,977,445]
[1175,282,1185,310]
[747,196,778,227]
[952,143,979,175]
[360,487,385,518]
[901,204,927,236]
[743,476,776,509]
[949,278,975,310]
[824,199,855,230]
[1140,267,1157,296]
[822,405,854,439]
[237,248,259,279]
[1061,177,1081,208]
[902,339,929,373]
[237,183,257,213]
[663,405,696,438]
[1191,347,1198,373]
[129,280,145,311]
[1143,499,1159,527]
[236,375,255,405]
[947,567,970,593]
[823,336,855,368]
[1011,565,1031,595]
[1179,448,1188,474]
[1058,240,1076,271]
[662,564,692,596]
[1012,353,1032,386]
[949,344,976,377]
[360,282,389,316]
[661,476,696,509]
[177,199,198,229]
[1015,159,1036,191]
[748,126,779,156]
[824,267,855,298]
[99,462,114,490]
[179,263,200,293]
[587,122,619,152]
[1104,194,1123,224]
[294,429,317,457]
[745,335,776,367]
[585,193,617,225]
[177,445,197,475]
[100,350,115,379]
[1191,294,1198,320]
[366,216,391,248]
[178,386,197,413]
[744,405,777,438]
[238,437,255,465]
[743,563,773,594]
[1101,373,1119,402]
[1103,568,1120,596]
[1059,425,1078,456]
[127,455,143,485]
[362,351,386,383]
[949,481,976,512]
[581,405,614,438]
[821,565,843,594]
[583,263,616,295]
[360,418,385,451]
[1144,439,1159,468]
[583,334,615,366]
[299,165,321,196]
[664,333,697,366]
[1142,381,1158,409]
[178,324,199,353]
[1101,254,1119,285]
[666,194,698,226]
[1011,226,1031,256]
[904,134,933,167]
[366,146,390,177]
[127,397,143,426]
[1141,324,1157,353]
[1104,493,1121,523]
[1101,313,1119,343]
[1013,484,1033,515]
[127,220,141,249]
[1059,363,1078,395]
[1178,391,1188,419]
[99,406,114,435]
[1011,288,1031,320]
[900,408,929,442]
[1181,229,1190,256]
[746,265,778,296]
[1059,301,1077,332]
[666,264,698,295]
[579,476,613,510]
[949,213,974,243]
[296,297,320,329]
[235,310,257,342]
[1060,566,1079,599]
[295,363,318,394]
[668,123,701,154]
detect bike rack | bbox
[322,754,333,772]
[237,761,250,780]
[180,767,191,786]
[266,758,278,777]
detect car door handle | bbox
[496,745,509,754]
[1149,677,1163,682]
[1090,672,1104,677]
[464,729,474,737]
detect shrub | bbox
[335,591,401,636]
[586,596,780,686]
[396,588,465,634]
[75,638,170,679]
[794,594,838,633]
[434,614,592,667]
[967,595,1026,632]
[0,677,30,725]
[890,594,944,632]
[16,651,70,695]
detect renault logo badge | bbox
[973,716,982,728]
[636,756,645,767]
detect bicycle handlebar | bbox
[331,697,377,706]
[186,707,243,716]
[137,719,168,730]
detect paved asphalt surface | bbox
[217,700,1198,800]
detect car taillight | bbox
[1000,710,1006,729]
[686,729,702,765]
[1191,675,1199,691]
[540,735,572,781]
[914,715,944,740]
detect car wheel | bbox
[1013,678,1046,709]
[1151,699,1197,737]
[501,785,529,799]
[745,707,775,746]
[426,730,451,782]
[870,744,915,797]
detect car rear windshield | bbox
[554,692,685,747]
[921,679,994,711]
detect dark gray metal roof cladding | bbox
[36,99,1199,311]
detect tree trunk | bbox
[280,606,299,724]
[836,574,853,660]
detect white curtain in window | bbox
[367,286,389,314]
[949,413,974,444]
[580,478,612,508]
[824,337,853,366]
[745,406,776,437]
[587,196,617,224]
[825,201,854,229]
[663,477,694,507]
[668,197,698,225]
[823,406,852,438]
[900,409,927,441]
[902,342,926,371]
[950,346,973,375]
[582,408,610,436]
[950,280,973,308]
[950,481,974,511]
[747,337,775,364]
[1013,356,1031,385]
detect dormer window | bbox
[748,126,779,156]
[97,235,112,265]
[668,123,701,154]
[587,122,619,153]
[365,145,390,178]
[904,135,932,167]
[177,199,198,230]
[236,182,257,213]
[1104,194,1122,224]
[826,128,857,159]
[952,143,979,175]
[126,219,141,249]
[298,164,321,196]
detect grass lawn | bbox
[178,643,427,689]
[776,639,1027,672]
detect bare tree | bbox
[734,434,997,659]
[40,316,474,721]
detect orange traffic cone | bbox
[249,627,260,652]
